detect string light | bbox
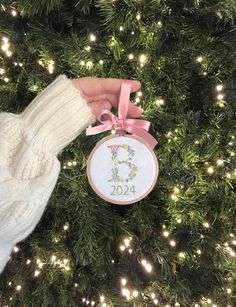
[154,299,158,305]
[16,285,22,291]
[178,252,186,258]
[216,159,224,166]
[128,54,134,60]
[85,46,91,51]
[169,240,176,247]
[133,290,139,297]
[216,84,223,91]
[119,26,124,31]
[63,223,69,230]
[26,259,31,265]
[196,249,202,255]
[99,60,104,65]
[0,68,5,74]
[100,295,105,303]
[13,246,19,253]
[139,54,147,64]
[89,34,96,42]
[80,60,85,66]
[217,94,224,100]
[11,9,17,16]
[136,13,141,20]
[121,288,130,299]
[141,259,153,272]
[207,166,214,174]
[155,98,164,106]
[203,222,210,228]
[163,231,170,237]
[34,270,40,277]
[196,56,203,63]
[120,278,127,286]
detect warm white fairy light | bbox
[203,71,207,75]
[216,84,223,91]
[99,59,104,64]
[196,56,203,63]
[139,54,147,64]
[226,288,232,294]
[121,287,130,298]
[171,194,178,201]
[141,259,153,272]
[216,159,224,166]
[151,293,156,299]
[8,281,12,286]
[136,13,141,20]
[63,223,69,230]
[157,21,162,26]
[91,301,95,306]
[86,61,93,69]
[174,187,180,193]
[203,222,210,228]
[124,238,130,247]
[163,230,170,237]
[226,173,231,179]
[67,161,72,167]
[11,9,17,16]
[195,140,199,144]
[169,240,176,247]
[120,278,127,286]
[133,290,139,297]
[34,270,40,277]
[207,166,214,174]
[6,50,12,57]
[154,299,158,305]
[178,252,186,258]
[135,97,140,103]
[128,53,134,60]
[207,298,212,304]
[100,295,105,303]
[16,285,22,291]
[80,60,85,66]
[26,259,31,265]
[196,249,202,255]
[119,26,124,31]
[0,68,5,74]
[232,240,236,245]
[89,34,96,42]
[13,246,19,253]
[85,46,91,51]
[131,31,134,35]
[155,98,164,106]
[177,218,182,223]
[226,246,235,256]
[128,248,133,254]
[217,94,224,100]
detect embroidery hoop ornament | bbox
[86,81,158,205]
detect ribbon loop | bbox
[86,80,158,149]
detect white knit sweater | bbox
[0,75,96,273]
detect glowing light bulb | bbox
[145,263,152,272]
[196,249,202,255]
[13,246,19,253]
[16,285,21,291]
[128,54,134,60]
[217,159,224,165]
[80,60,85,65]
[119,26,124,31]
[85,46,91,51]
[216,84,223,91]
[0,68,5,74]
[34,270,40,277]
[227,288,232,294]
[178,252,185,258]
[141,259,147,266]
[217,94,224,100]
[139,54,147,64]
[99,60,104,64]
[124,238,130,247]
[100,295,105,302]
[154,299,158,305]
[174,187,180,193]
[63,224,69,230]
[120,278,127,286]
[157,21,162,26]
[169,240,176,247]
[151,293,156,299]
[163,231,169,237]
[26,259,31,264]
[89,34,96,42]
[207,166,214,174]
[196,56,203,63]
[203,222,210,228]
[133,290,138,297]
[6,50,12,57]
[155,98,164,106]
[171,194,178,201]
[11,9,17,16]
[136,14,141,20]
[121,288,130,298]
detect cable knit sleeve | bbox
[0,75,96,273]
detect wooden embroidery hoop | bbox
[87,134,158,205]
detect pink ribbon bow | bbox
[86,80,158,149]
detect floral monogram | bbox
[108,144,138,183]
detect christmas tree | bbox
[0,0,236,306]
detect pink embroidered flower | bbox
[111,145,119,153]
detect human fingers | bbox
[91,93,142,118]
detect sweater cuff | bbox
[19,75,96,156]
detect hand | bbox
[71,77,143,119]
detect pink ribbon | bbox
[86,80,158,149]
